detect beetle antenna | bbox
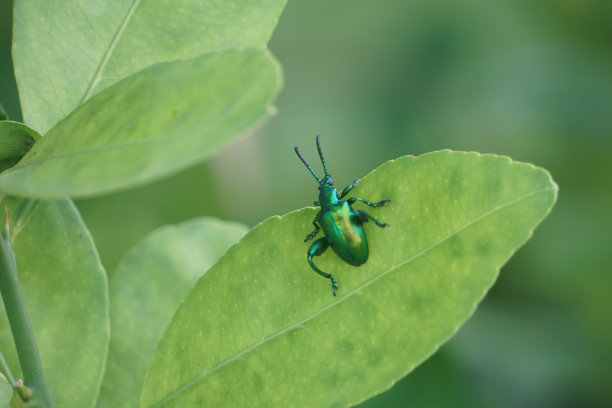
[295,146,321,183]
[316,135,330,178]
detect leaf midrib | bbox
[79,0,142,104]
[148,186,554,407]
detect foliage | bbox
[0,0,563,407]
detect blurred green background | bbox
[2,0,611,407]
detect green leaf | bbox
[0,49,281,198]
[0,373,11,407]
[13,0,286,133]
[140,151,557,407]
[0,121,39,172]
[98,218,248,408]
[0,198,109,408]
[0,104,7,121]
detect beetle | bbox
[295,135,390,296]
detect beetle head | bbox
[320,174,334,187]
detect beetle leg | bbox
[304,221,320,242]
[357,209,389,228]
[348,197,390,208]
[307,238,339,296]
[339,178,361,199]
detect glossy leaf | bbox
[140,151,557,407]
[13,0,286,133]
[0,199,108,408]
[0,49,281,198]
[98,218,248,408]
[0,121,39,172]
[0,104,6,121]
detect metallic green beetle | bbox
[295,136,390,296]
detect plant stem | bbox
[0,209,55,407]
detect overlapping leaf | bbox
[13,0,286,133]
[98,218,247,408]
[0,49,281,198]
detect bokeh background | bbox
[2,0,611,407]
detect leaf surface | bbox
[0,49,281,198]
[140,151,558,407]
[0,373,10,407]
[0,199,109,408]
[12,0,286,133]
[98,218,248,408]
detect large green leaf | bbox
[0,49,281,198]
[0,199,108,408]
[140,151,557,407]
[0,121,39,172]
[98,218,248,408]
[13,0,286,133]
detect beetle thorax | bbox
[318,185,339,207]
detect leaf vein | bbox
[80,0,142,104]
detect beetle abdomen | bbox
[320,201,369,265]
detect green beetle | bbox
[295,136,390,296]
